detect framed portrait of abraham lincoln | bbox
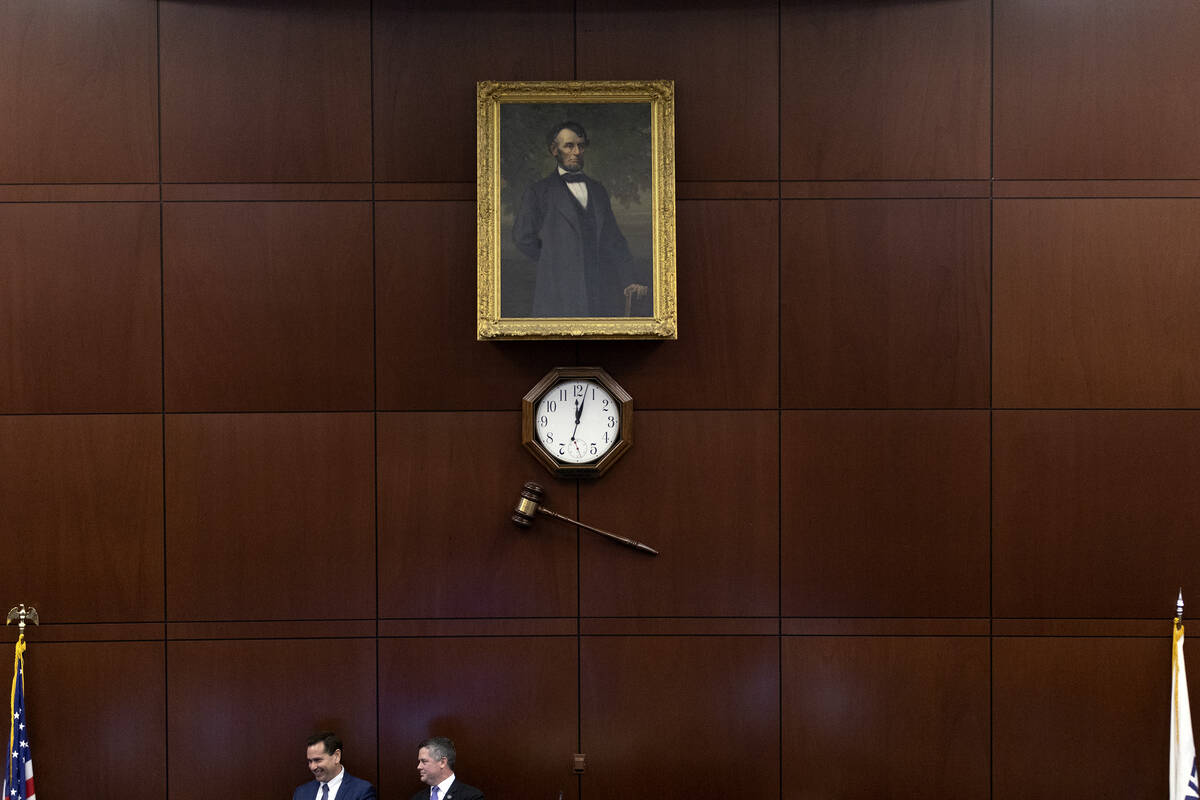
[476,80,676,339]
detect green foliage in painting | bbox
[499,102,652,219]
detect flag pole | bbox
[4,604,37,800]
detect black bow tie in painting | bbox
[561,172,586,182]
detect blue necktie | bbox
[431,787,439,800]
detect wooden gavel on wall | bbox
[512,481,659,556]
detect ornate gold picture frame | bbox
[476,80,676,340]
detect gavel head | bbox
[512,481,545,527]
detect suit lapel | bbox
[565,174,607,238]
[549,175,582,233]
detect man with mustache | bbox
[294,732,376,800]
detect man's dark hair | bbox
[307,731,342,756]
[547,121,588,149]
[419,736,456,769]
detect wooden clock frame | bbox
[521,366,633,478]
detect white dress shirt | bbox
[321,766,345,800]
[558,167,589,208]
[431,774,456,799]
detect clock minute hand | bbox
[570,389,585,440]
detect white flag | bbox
[1171,616,1198,800]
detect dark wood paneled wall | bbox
[3,1,1200,797]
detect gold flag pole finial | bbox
[5,604,40,635]
[1178,589,1185,629]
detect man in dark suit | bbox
[411,737,484,800]
[293,731,377,800]
[513,120,648,318]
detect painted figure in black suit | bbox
[411,736,484,800]
[293,731,377,800]
[513,121,648,317]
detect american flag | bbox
[4,636,34,800]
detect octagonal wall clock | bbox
[522,366,633,478]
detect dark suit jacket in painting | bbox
[512,170,637,318]
[409,778,485,800]
[293,772,377,800]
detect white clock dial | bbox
[534,379,621,464]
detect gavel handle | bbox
[538,507,659,556]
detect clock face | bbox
[522,366,632,478]
[534,379,621,464]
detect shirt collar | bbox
[324,767,345,793]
